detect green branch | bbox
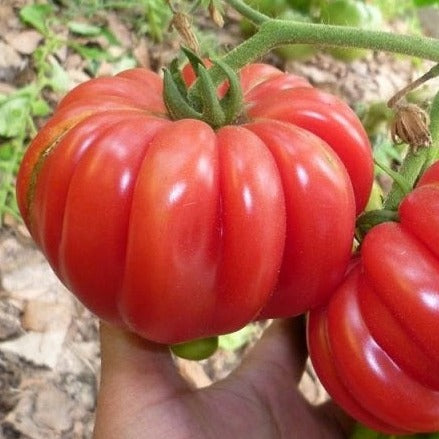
[225,0,269,25]
[194,0,439,90]
[427,91,439,168]
[388,64,439,108]
[225,20,439,72]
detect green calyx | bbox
[163,48,243,129]
[355,208,399,242]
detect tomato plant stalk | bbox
[191,0,439,91]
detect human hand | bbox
[93,318,352,439]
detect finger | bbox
[234,316,308,385]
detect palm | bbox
[93,320,351,439]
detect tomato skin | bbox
[247,85,373,214]
[246,120,355,318]
[308,161,439,434]
[17,64,370,344]
[120,121,287,342]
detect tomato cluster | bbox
[16,63,372,344]
[17,57,438,434]
[308,161,439,434]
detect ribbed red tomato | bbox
[16,63,372,344]
[308,161,439,434]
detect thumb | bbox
[94,322,189,437]
[98,321,185,386]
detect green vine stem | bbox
[226,20,439,71]
[388,64,439,109]
[382,151,429,211]
[375,158,412,198]
[191,0,439,92]
[427,90,439,167]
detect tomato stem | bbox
[164,49,243,128]
[374,158,412,200]
[427,90,439,167]
[387,64,439,109]
[382,148,432,211]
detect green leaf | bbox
[48,58,71,92]
[73,45,108,61]
[100,28,119,46]
[68,21,103,37]
[0,95,29,138]
[0,143,14,161]
[31,99,51,117]
[19,4,53,35]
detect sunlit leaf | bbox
[19,4,53,35]
[68,21,103,36]
[48,58,71,92]
[0,95,29,138]
[31,99,51,117]
[73,45,108,61]
[0,143,14,161]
